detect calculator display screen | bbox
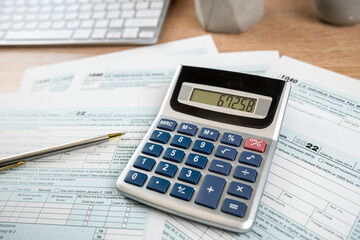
[190,88,257,113]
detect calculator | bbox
[116,65,291,233]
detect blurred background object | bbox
[313,0,360,26]
[195,0,264,34]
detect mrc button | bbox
[157,118,177,131]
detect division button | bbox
[133,155,156,171]
[177,123,198,136]
[124,170,147,187]
[146,176,170,194]
[220,132,242,147]
[208,159,232,176]
[170,183,194,201]
[198,127,219,141]
[233,166,257,183]
[239,151,262,167]
[221,198,247,218]
[214,145,237,161]
[195,175,226,209]
[244,137,267,153]
[157,118,177,131]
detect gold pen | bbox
[0,132,124,171]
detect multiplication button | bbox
[227,181,252,199]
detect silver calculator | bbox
[116,65,291,233]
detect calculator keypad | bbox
[126,117,269,221]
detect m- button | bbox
[177,123,198,136]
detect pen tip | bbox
[108,132,125,140]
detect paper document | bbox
[69,51,279,92]
[0,89,169,240]
[161,57,360,240]
[19,35,218,93]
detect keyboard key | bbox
[170,135,192,149]
[155,161,178,178]
[139,30,155,39]
[214,145,237,161]
[227,181,253,199]
[239,151,262,167]
[221,198,247,218]
[125,18,159,27]
[170,183,195,202]
[208,160,232,176]
[244,137,267,153]
[192,140,213,155]
[122,27,139,38]
[150,130,171,144]
[157,118,177,131]
[177,123,198,136]
[124,170,147,187]
[195,175,226,209]
[185,153,208,169]
[234,166,257,183]
[178,167,201,184]
[73,29,91,39]
[220,132,242,147]
[5,30,73,40]
[198,127,219,141]
[146,176,170,194]
[163,148,185,163]
[133,155,156,171]
[142,142,163,157]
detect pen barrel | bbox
[0,135,109,167]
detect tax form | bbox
[0,89,168,240]
[19,35,218,94]
[160,57,360,240]
[69,51,279,92]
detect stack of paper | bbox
[0,35,359,240]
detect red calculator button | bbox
[244,138,267,153]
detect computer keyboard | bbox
[0,0,170,45]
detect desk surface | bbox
[1,0,359,93]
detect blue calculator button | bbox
[227,181,253,199]
[170,183,195,201]
[178,167,201,184]
[220,132,242,147]
[192,140,214,155]
[157,118,177,131]
[142,142,163,157]
[239,151,262,167]
[170,135,192,149]
[146,176,170,194]
[163,148,185,163]
[198,127,219,141]
[177,123,198,136]
[155,161,178,178]
[149,130,171,144]
[234,166,257,183]
[214,145,238,161]
[195,175,226,209]
[185,153,208,169]
[133,155,156,171]
[221,198,247,218]
[124,170,147,187]
[208,160,232,176]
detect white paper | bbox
[69,51,279,92]
[19,35,218,93]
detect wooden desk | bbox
[1,0,359,93]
